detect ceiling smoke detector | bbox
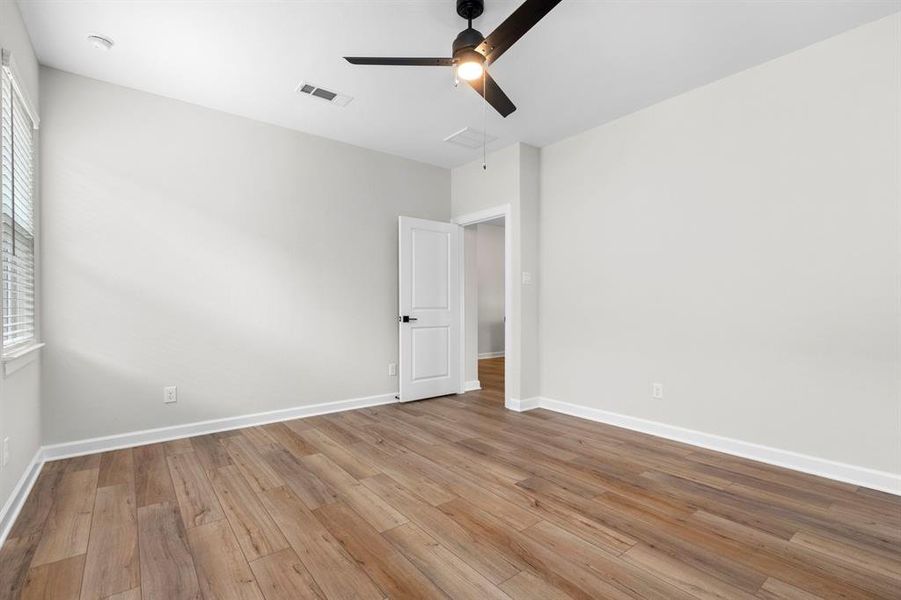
[295,81,353,107]
[443,127,497,149]
[87,34,114,51]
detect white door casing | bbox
[398,216,461,402]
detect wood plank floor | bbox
[2,357,899,599]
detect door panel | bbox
[399,217,461,402]
[411,327,450,380]
[412,229,450,309]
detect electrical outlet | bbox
[522,271,533,285]
[1,437,9,468]
[651,383,664,399]
[164,385,178,404]
[388,362,397,377]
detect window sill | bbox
[2,342,44,376]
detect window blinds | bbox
[1,65,36,352]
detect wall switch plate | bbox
[521,271,533,285]
[1,437,9,468]
[651,383,664,399]
[164,385,178,404]
[388,362,397,377]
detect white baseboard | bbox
[41,392,398,462]
[505,397,541,412]
[478,352,505,359]
[0,448,44,548]
[515,397,900,496]
[464,380,481,392]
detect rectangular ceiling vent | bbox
[295,81,353,107]
[443,127,497,149]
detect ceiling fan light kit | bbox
[344,0,562,118]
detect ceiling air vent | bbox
[295,81,353,107]
[443,127,497,149]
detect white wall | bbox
[39,68,449,445]
[452,143,540,403]
[477,223,505,356]
[0,0,42,525]
[539,14,901,475]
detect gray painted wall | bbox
[539,14,900,474]
[477,223,505,356]
[39,68,449,444]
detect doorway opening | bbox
[461,213,508,404]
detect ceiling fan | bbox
[344,0,563,118]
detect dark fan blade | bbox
[476,0,563,66]
[344,57,453,66]
[466,72,516,118]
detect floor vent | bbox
[296,81,353,107]
[444,127,497,149]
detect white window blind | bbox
[1,62,36,353]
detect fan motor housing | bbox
[456,0,484,20]
[453,27,485,58]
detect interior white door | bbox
[398,216,461,402]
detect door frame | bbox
[451,204,512,400]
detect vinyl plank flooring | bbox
[334,410,408,448]
[0,532,43,600]
[248,548,325,600]
[30,468,99,567]
[383,523,512,600]
[258,486,383,600]
[7,461,67,539]
[225,436,284,493]
[20,554,84,600]
[210,465,289,561]
[390,443,542,531]
[134,443,176,508]
[261,449,338,510]
[80,484,140,600]
[688,509,898,599]
[241,427,283,455]
[363,473,520,584]
[301,416,364,447]
[789,530,901,579]
[498,570,574,600]
[167,451,225,529]
[63,454,101,473]
[2,378,898,600]
[136,502,202,600]
[186,519,264,600]
[756,577,825,600]
[351,441,457,506]
[510,521,657,600]
[190,434,233,476]
[300,454,407,532]
[257,423,317,459]
[295,428,380,479]
[105,588,142,600]
[314,501,448,599]
[97,449,135,489]
[164,438,196,456]
[621,543,757,600]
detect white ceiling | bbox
[18,0,900,168]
